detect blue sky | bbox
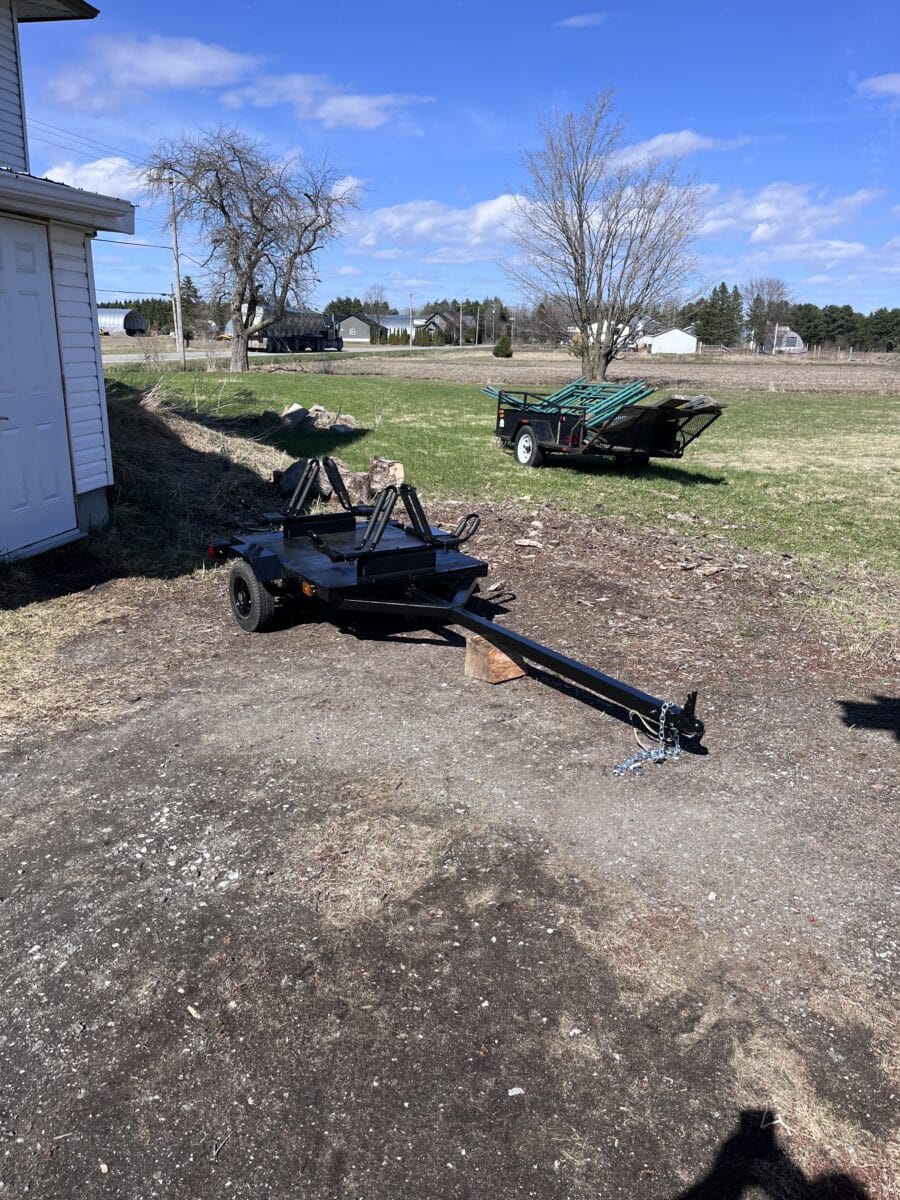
[18,0,900,313]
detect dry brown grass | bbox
[0,380,292,741]
[276,774,445,926]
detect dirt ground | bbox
[278,348,900,395]
[1,500,897,1198]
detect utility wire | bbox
[95,238,170,249]
[28,118,146,163]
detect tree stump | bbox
[464,633,526,684]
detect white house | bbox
[644,328,699,355]
[0,0,135,561]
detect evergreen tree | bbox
[790,303,825,346]
[492,332,512,358]
[730,286,744,344]
[747,294,767,348]
[324,295,364,316]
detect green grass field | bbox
[109,368,899,576]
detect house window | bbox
[348,326,357,336]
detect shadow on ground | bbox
[837,695,899,741]
[0,382,287,611]
[166,397,370,462]
[543,456,727,487]
[670,1110,871,1199]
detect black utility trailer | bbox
[209,458,705,748]
[484,378,724,470]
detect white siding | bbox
[0,0,27,173]
[650,329,698,355]
[48,224,112,493]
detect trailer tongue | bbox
[210,458,705,754]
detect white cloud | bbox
[43,155,144,200]
[334,265,363,277]
[754,239,868,266]
[331,174,364,201]
[556,12,610,27]
[222,73,433,130]
[857,73,900,101]
[351,194,521,264]
[613,129,750,166]
[47,35,262,111]
[701,182,881,245]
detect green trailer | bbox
[483,377,724,469]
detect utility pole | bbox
[167,175,186,370]
[511,315,516,348]
[409,292,414,349]
[459,304,463,348]
[491,305,496,344]
[474,304,480,347]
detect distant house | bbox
[96,307,147,336]
[376,314,424,340]
[423,311,476,343]
[643,328,699,355]
[1,0,136,561]
[333,314,386,345]
[764,326,805,354]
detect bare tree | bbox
[744,275,792,347]
[509,93,702,380]
[362,283,393,316]
[145,128,357,372]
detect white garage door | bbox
[0,214,78,557]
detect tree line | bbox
[678,277,900,351]
[103,277,228,337]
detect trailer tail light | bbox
[301,581,317,597]
[207,544,218,560]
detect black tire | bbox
[614,451,650,473]
[229,558,276,632]
[513,425,544,467]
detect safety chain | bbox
[613,700,683,778]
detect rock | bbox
[280,403,309,428]
[330,423,355,435]
[514,538,543,548]
[369,456,404,492]
[465,634,526,684]
[274,458,331,501]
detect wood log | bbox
[369,455,404,492]
[464,633,526,684]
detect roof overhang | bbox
[15,0,99,21]
[0,170,135,233]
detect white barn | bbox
[0,0,135,561]
[644,328,699,355]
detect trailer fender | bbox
[512,417,555,445]
[239,544,284,584]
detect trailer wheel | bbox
[614,452,649,473]
[229,559,276,632]
[514,426,544,467]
